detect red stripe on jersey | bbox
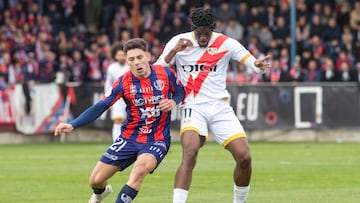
[186,34,228,97]
[121,73,137,139]
[152,65,168,141]
[193,34,228,96]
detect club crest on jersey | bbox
[207,47,217,55]
[154,80,165,91]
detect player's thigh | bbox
[138,140,170,171]
[132,153,157,175]
[209,105,246,147]
[226,137,251,160]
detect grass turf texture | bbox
[0,141,359,203]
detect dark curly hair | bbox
[190,8,217,30]
[110,43,124,60]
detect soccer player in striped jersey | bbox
[54,38,184,203]
[156,8,271,203]
[104,43,130,142]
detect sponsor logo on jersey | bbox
[130,80,165,95]
[181,64,218,72]
[132,95,164,106]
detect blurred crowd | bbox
[0,0,360,90]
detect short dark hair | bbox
[110,43,124,59]
[190,8,217,30]
[123,38,147,53]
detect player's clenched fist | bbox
[54,123,74,136]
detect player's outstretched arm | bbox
[54,123,74,136]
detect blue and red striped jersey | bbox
[101,64,184,143]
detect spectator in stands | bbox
[289,59,305,82]
[309,14,324,38]
[299,46,313,70]
[70,50,87,82]
[0,0,358,88]
[325,38,341,62]
[258,26,273,49]
[265,5,276,29]
[236,2,250,31]
[37,50,56,83]
[114,5,129,30]
[349,1,360,39]
[335,49,352,71]
[263,59,289,83]
[224,17,244,42]
[322,4,336,26]
[84,0,102,28]
[323,17,341,43]
[216,2,235,24]
[279,47,290,72]
[336,1,351,30]
[304,59,322,82]
[320,56,337,82]
[296,15,310,54]
[341,27,357,63]
[350,61,360,82]
[309,35,324,60]
[272,16,289,46]
[336,61,353,82]
[169,1,187,26]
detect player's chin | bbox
[198,42,209,47]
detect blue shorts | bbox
[100,137,170,172]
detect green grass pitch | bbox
[0,141,359,202]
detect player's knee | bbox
[89,174,104,187]
[236,154,252,169]
[182,149,199,167]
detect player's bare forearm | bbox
[164,38,193,64]
[164,49,178,64]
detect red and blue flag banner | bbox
[13,83,73,134]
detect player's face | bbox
[193,27,212,47]
[126,48,151,78]
[115,50,126,65]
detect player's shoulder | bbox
[121,70,133,80]
[213,32,243,50]
[152,64,175,76]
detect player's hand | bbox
[254,55,271,70]
[159,99,176,112]
[54,123,74,136]
[165,39,193,64]
[173,38,193,52]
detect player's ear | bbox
[146,52,152,62]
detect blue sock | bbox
[116,184,138,203]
